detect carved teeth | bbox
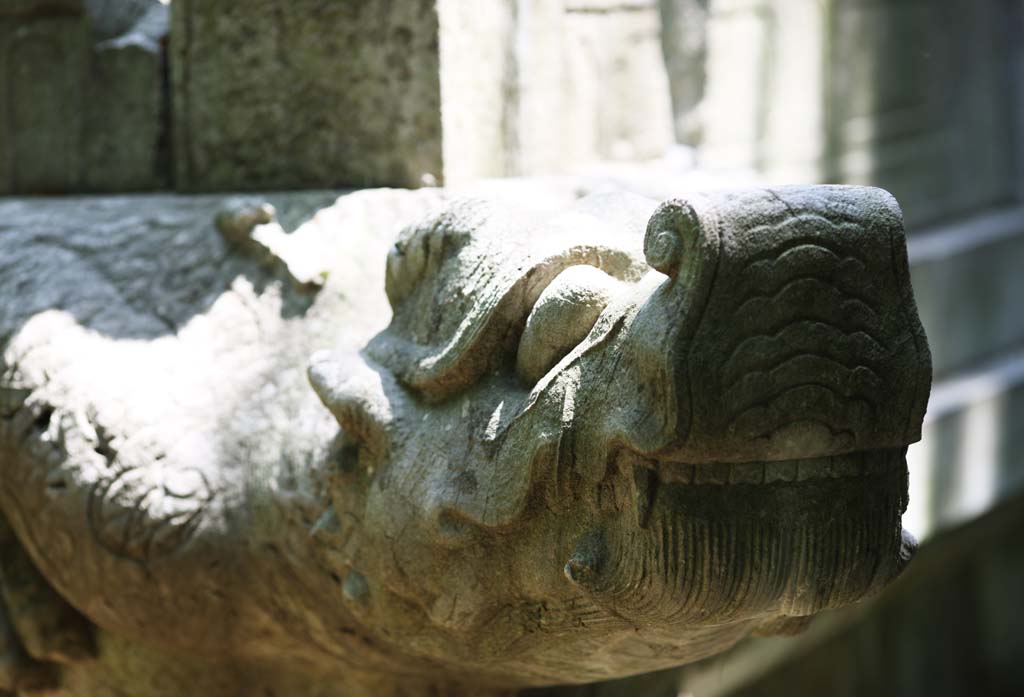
[693,464,728,485]
[764,460,797,484]
[797,457,831,481]
[831,453,863,478]
[728,462,764,485]
[650,453,892,487]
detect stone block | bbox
[171,0,445,191]
[82,5,168,191]
[0,0,168,194]
[0,1,89,194]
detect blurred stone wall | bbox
[172,0,444,190]
[0,0,679,192]
[695,0,1019,229]
[0,0,167,194]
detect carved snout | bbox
[635,187,931,463]
[308,351,408,456]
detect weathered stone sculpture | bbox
[0,186,930,695]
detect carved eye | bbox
[384,201,483,307]
[516,266,620,383]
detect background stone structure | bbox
[171,0,444,190]
[0,0,90,194]
[697,0,1019,229]
[170,0,676,190]
[0,0,167,194]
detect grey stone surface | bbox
[0,186,928,695]
[168,0,674,191]
[171,0,444,191]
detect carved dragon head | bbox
[307,187,931,684]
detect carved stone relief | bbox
[0,186,930,695]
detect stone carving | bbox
[0,186,930,696]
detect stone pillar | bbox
[435,0,515,185]
[0,0,89,195]
[699,0,827,180]
[659,0,709,147]
[82,2,168,191]
[822,0,1015,228]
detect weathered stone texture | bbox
[83,35,166,190]
[0,1,89,194]
[171,0,444,191]
[0,186,929,695]
[82,0,168,191]
[697,495,1024,697]
[0,0,167,194]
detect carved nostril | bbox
[644,200,700,277]
[564,529,609,589]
